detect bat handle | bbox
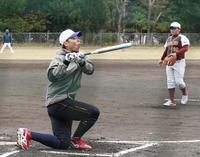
[84,52,91,56]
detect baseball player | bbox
[17,29,100,150]
[159,22,190,106]
[0,28,14,54]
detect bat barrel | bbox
[85,43,132,56]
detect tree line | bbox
[0,0,199,33]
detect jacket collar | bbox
[58,48,70,56]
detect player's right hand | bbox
[65,52,86,65]
[159,60,163,66]
[65,53,77,62]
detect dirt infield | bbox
[0,60,200,157]
[0,46,200,60]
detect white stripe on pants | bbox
[166,59,186,89]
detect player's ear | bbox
[63,41,69,48]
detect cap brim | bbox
[69,31,82,39]
[170,26,180,29]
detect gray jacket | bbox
[45,49,94,106]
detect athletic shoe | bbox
[181,95,188,105]
[17,128,32,150]
[163,99,176,106]
[71,137,92,150]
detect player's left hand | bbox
[65,53,77,62]
[76,52,86,65]
[163,53,177,66]
[77,52,85,59]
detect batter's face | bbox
[63,36,81,52]
[170,27,180,36]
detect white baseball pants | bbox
[166,59,186,89]
[0,43,14,53]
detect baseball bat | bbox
[84,43,133,56]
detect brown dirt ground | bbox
[0,60,200,157]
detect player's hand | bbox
[76,52,86,65]
[65,53,77,62]
[65,52,86,65]
[77,51,85,59]
[159,60,163,66]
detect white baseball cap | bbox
[59,29,81,45]
[170,22,181,29]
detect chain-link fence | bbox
[1,32,200,46]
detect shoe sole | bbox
[181,102,187,105]
[181,99,188,105]
[163,104,176,107]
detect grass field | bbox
[0,46,200,60]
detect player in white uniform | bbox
[159,22,190,106]
[0,29,14,54]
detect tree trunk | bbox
[146,0,156,45]
[116,0,127,42]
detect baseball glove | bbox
[163,53,177,66]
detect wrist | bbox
[63,60,70,66]
[79,60,86,67]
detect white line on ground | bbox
[97,139,200,145]
[113,143,158,157]
[2,140,200,157]
[0,150,20,157]
[41,150,113,157]
[0,142,17,146]
[165,98,200,102]
[2,140,200,145]
[158,140,200,144]
[0,137,10,140]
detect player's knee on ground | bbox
[53,133,72,149]
[58,137,71,149]
[175,78,186,89]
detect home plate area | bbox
[2,139,200,157]
[0,140,151,157]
